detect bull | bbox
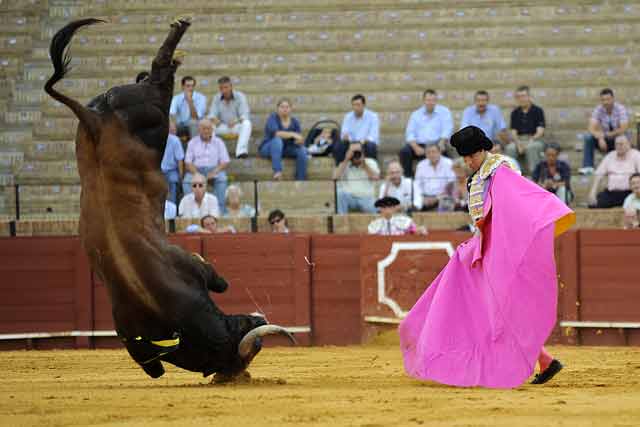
[44,17,295,381]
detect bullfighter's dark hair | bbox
[474,90,489,99]
[423,88,437,97]
[45,18,105,141]
[600,88,614,97]
[351,94,366,104]
[181,75,195,86]
[218,76,232,85]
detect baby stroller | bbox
[304,119,340,157]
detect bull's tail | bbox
[44,18,105,141]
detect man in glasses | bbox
[183,119,230,214]
[267,209,289,233]
[178,173,220,219]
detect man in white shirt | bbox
[378,160,413,212]
[333,142,380,214]
[183,119,230,214]
[207,76,252,159]
[334,94,380,164]
[179,173,220,219]
[169,76,207,140]
[413,144,455,211]
[400,89,453,177]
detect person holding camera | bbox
[333,94,380,164]
[333,142,380,214]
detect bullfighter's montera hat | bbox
[450,126,493,156]
[374,196,401,209]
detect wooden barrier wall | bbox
[0,230,638,349]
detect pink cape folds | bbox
[399,165,575,388]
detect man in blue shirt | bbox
[460,90,509,146]
[399,89,453,177]
[333,94,380,164]
[161,119,185,204]
[169,76,207,141]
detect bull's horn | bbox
[238,325,297,359]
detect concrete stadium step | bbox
[16,160,79,184]
[227,157,334,181]
[0,13,39,35]
[42,4,640,35]
[9,184,81,216]
[22,140,76,161]
[0,0,46,12]
[29,22,639,56]
[0,35,32,55]
[26,44,634,76]
[33,66,638,108]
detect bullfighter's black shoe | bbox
[531,359,563,384]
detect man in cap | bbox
[367,196,425,235]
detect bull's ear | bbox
[210,275,228,293]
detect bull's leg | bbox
[150,16,191,77]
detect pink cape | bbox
[399,166,575,388]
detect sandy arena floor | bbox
[1,334,639,427]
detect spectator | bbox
[400,89,453,177]
[161,119,185,204]
[443,158,470,212]
[580,88,630,175]
[224,185,256,218]
[170,76,207,140]
[334,94,380,164]
[623,173,640,229]
[368,197,426,235]
[308,127,335,156]
[164,198,177,220]
[200,214,236,234]
[588,135,640,208]
[334,142,380,214]
[532,143,573,205]
[207,76,252,159]
[460,90,509,146]
[183,119,229,214]
[178,173,220,219]
[506,85,546,174]
[378,160,413,212]
[413,144,455,211]
[259,98,308,181]
[268,209,289,233]
[135,71,150,83]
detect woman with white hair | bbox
[224,184,256,218]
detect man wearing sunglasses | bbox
[267,209,289,233]
[178,173,220,219]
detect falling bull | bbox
[44,17,295,381]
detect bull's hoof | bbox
[172,15,192,27]
[212,370,251,384]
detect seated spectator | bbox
[580,88,630,175]
[164,199,177,220]
[259,98,308,181]
[170,76,207,141]
[460,90,509,146]
[588,135,640,208]
[161,119,185,204]
[334,142,380,214]
[442,158,470,212]
[207,76,252,159]
[400,89,453,177]
[224,185,256,218]
[201,214,236,234]
[532,143,573,205]
[506,85,546,174]
[413,144,455,211]
[308,127,335,156]
[334,94,380,164]
[183,119,229,214]
[623,173,640,229]
[179,173,220,218]
[490,142,521,172]
[268,209,289,233]
[368,197,426,235]
[378,160,413,212]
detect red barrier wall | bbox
[0,230,638,349]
